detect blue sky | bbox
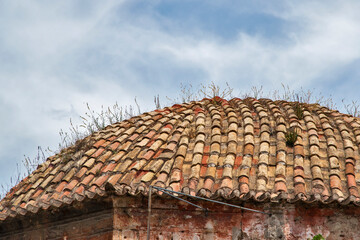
[1,0,360,191]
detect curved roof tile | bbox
[2,97,360,221]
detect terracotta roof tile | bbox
[4,97,360,221]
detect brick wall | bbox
[0,198,114,240]
[113,196,360,240]
[114,196,266,239]
[2,195,360,239]
[1,210,113,240]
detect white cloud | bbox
[158,1,360,91]
[1,0,360,189]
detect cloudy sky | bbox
[1,0,360,191]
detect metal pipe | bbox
[151,185,270,216]
[146,186,152,240]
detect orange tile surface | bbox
[2,97,360,222]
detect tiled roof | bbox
[2,97,360,221]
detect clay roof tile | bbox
[2,97,360,222]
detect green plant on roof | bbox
[312,234,325,240]
[285,128,298,147]
[200,82,233,106]
[2,82,360,200]
[210,96,223,106]
[293,102,304,120]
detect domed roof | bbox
[1,97,360,221]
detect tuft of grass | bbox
[0,164,22,199]
[1,100,140,198]
[240,86,263,99]
[167,81,233,104]
[154,95,161,109]
[242,97,255,111]
[0,147,47,199]
[23,146,47,175]
[199,81,233,100]
[3,82,360,200]
[243,84,337,110]
[285,128,298,147]
[185,125,197,140]
[210,97,223,106]
[80,101,140,135]
[166,83,196,103]
[60,152,72,164]
[293,102,304,120]
[58,100,140,151]
[343,99,360,117]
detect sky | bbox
[1,0,360,192]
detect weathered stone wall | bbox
[2,195,360,239]
[114,196,268,239]
[113,196,360,240]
